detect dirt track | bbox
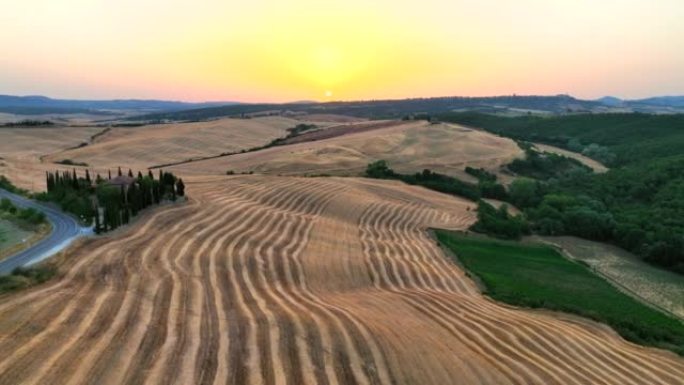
[0,175,682,385]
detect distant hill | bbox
[632,96,684,108]
[596,95,684,112]
[131,95,602,122]
[0,95,240,115]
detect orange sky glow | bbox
[1,0,683,102]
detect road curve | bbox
[0,189,87,274]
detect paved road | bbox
[0,189,88,274]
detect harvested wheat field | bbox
[0,125,103,190]
[0,175,682,385]
[44,117,309,171]
[171,121,523,181]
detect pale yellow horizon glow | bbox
[1,0,683,102]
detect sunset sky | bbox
[2,0,683,102]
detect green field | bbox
[434,230,684,356]
[0,219,32,257]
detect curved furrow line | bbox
[365,202,405,289]
[0,280,104,385]
[228,181,353,385]
[357,202,390,289]
[399,291,543,384]
[59,207,215,385]
[355,205,527,384]
[379,203,474,295]
[0,199,199,318]
[216,180,328,385]
[408,206,478,294]
[378,202,430,290]
[377,202,452,292]
[22,219,182,385]
[4,207,192,378]
[400,205,452,292]
[112,198,245,385]
[462,297,684,382]
[429,293,645,385]
[404,291,598,385]
[438,291,682,385]
[358,198,620,384]
[358,200,584,382]
[268,181,390,385]
[276,184,396,385]
[174,192,296,383]
[194,181,328,385]
[356,196,680,382]
[358,200,664,382]
[160,198,252,385]
[254,182,363,385]
[0,218,175,381]
[363,202,449,294]
[208,197,286,385]
[227,179,380,384]
[201,197,308,385]
[141,199,247,385]
[243,186,342,385]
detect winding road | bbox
[0,189,87,274]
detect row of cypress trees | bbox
[44,167,185,234]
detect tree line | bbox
[439,112,684,275]
[40,167,185,233]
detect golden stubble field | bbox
[0,175,682,385]
[1,117,683,384]
[0,117,311,191]
[170,121,525,182]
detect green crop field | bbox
[435,230,684,356]
[0,219,32,257]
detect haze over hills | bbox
[3,94,684,121]
[0,94,239,116]
[129,94,684,122]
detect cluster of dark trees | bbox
[40,168,185,233]
[506,145,591,180]
[0,198,46,226]
[470,201,529,240]
[440,112,684,274]
[366,161,528,239]
[1,120,54,127]
[366,160,480,200]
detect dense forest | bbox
[38,168,185,233]
[439,112,684,274]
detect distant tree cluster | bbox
[0,198,46,226]
[1,120,54,127]
[40,167,185,233]
[366,160,508,202]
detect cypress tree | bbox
[120,185,126,205]
[176,179,185,197]
[137,171,143,179]
[148,170,154,180]
[72,169,79,190]
[152,181,160,204]
[94,205,102,234]
[122,206,130,224]
[108,170,112,180]
[118,167,122,177]
[85,169,91,184]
